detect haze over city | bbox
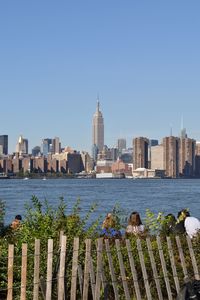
[1,1,200,153]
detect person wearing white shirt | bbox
[184,216,200,238]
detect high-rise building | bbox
[163,136,179,178]
[179,137,196,177]
[0,135,8,155]
[148,139,159,167]
[117,138,126,155]
[16,135,28,156]
[92,101,104,156]
[151,145,164,170]
[32,146,41,157]
[195,142,200,177]
[52,137,60,154]
[41,138,52,157]
[133,137,149,169]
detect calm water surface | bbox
[0,178,200,224]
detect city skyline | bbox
[1,1,200,152]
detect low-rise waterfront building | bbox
[132,167,165,178]
[111,159,132,177]
[96,160,113,174]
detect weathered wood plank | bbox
[95,238,103,300]
[115,239,131,300]
[125,239,141,300]
[157,236,173,300]
[176,236,188,279]
[186,236,200,280]
[146,238,163,300]
[46,239,53,300]
[70,238,79,300]
[33,239,40,300]
[58,235,67,300]
[105,239,119,300]
[21,243,28,300]
[78,264,83,298]
[7,244,14,300]
[89,255,96,299]
[137,239,152,300]
[166,236,180,294]
[83,239,91,300]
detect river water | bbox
[0,178,200,225]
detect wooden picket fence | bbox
[2,234,200,299]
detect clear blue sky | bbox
[0,1,200,153]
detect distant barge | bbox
[0,173,10,179]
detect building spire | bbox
[97,94,100,112]
[170,123,173,137]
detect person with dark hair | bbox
[161,213,177,235]
[10,215,22,230]
[126,211,145,237]
[174,209,190,235]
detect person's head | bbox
[15,215,22,221]
[128,212,142,226]
[166,214,176,223]
[177,209,190,222]
[102,213,115,229]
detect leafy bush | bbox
[0,198,199,299]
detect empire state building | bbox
[92,101,104,154]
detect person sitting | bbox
[174,209,189,235]
[10,215,22,230]
[184,215,200,238]
[100,213,121,239]
[126,212,145,237]
[160,213,177,235]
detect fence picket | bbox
[176,236,188,279]
[146,238,163,300]
[137,239,152,300]
[125,239,141,300]
[157,236,173,300]
[58,235,67,300]
[167,237,180,294]
[46,239,53,300]
[21,243,28,300]
[186,236,200,280]
[70,237,79,300]
[105,239,119,300]
[89,255,96,299]
[95,238,103,300]
[115,239,131,300]
[83,239,91,300]
[7,244,14,300]
[78,264,83,298]
[33,239,40,300]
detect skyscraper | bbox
[0,135,8,155]
[179,137,195,177]
[163,136,179,178]
[117,138,126,155]
[16,135,28,155]
[41,138,52,157]
[52,137,60,154]
[92,100,104,155]
[133,137,149,169]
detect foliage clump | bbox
[0,198,199,299]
